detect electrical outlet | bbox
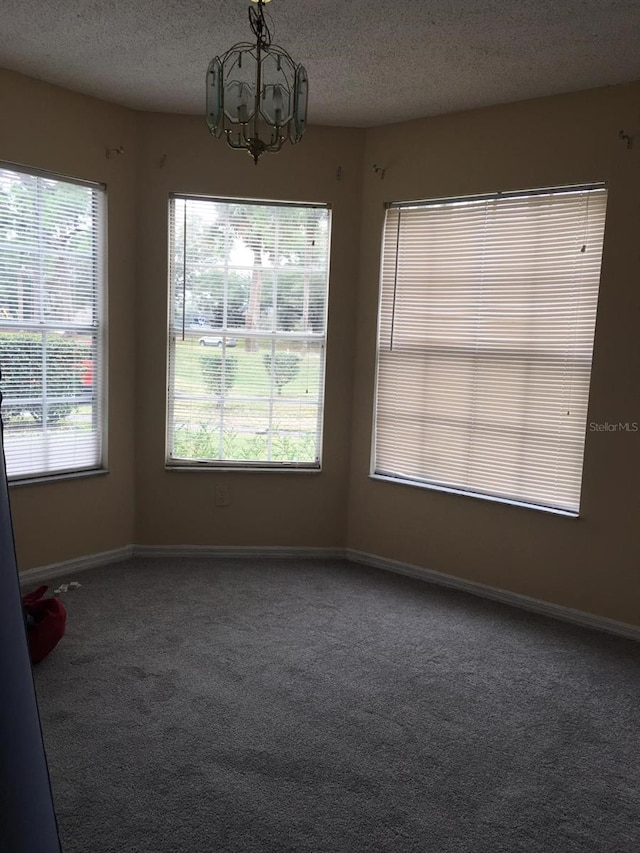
[215,485,231,507]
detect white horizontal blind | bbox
[0,165,105,481]
[374,186,608,513]
[167,195,331,468]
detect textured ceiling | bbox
[0,0,639,126]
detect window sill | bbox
[165,463,322,474]
[8,468,108,488]
[369,473,579,518]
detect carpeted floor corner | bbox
[32,557,640,852]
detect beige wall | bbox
[0,70,137,569]
[134,115,363,547]
[348,83,640,626]
[2,67,639,629]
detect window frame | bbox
[165,193,331,473]
[370,183,607,517]
[0,161,107,485]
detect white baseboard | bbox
[19,545,134,587]
[346,548,640,643]
[18,542,640,642]
[134,545,346,560]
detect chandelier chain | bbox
[248,2,272,49]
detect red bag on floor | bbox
[22,585,66,664]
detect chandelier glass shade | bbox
[206,0,308,164]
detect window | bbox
[0,165,105,481]
[167,195,331,469]
[373,185,608,514]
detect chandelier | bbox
[206,0,308,165]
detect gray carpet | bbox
[32,557,640,853]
